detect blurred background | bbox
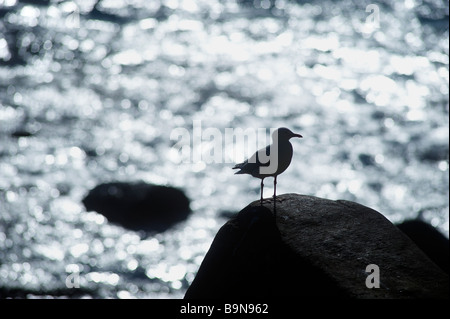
[0,0,448,298]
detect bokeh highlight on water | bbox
[0,0,448,298]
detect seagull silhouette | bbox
[233,127,302,205]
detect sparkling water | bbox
[0,0,448,298]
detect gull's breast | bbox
[273,141,293,175]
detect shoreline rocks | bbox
[396,219,449,274]
[82,181,190,232]
[185,193,449,298]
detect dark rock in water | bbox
[358,153,375,166]
[415,127,449,162]
[11,130,33,138]
[83,182,190,232]
[418,144,449,162]
[185,194,449,299]
[218,210,238,219]
[0,285,94,299]
[397,219,449,274]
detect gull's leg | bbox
[273,176,277,216]
[260,178,264,205]
[273,175,277,200]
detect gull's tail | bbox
[232,162,246,174]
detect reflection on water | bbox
[0,0,448,298]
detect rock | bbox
[415,127,449,162]
[185,204,345,299]
[358,153,375,166]
[11,130,33,138]
[185,194,449,298]
[397,219,449,274]
[82,182,190,232]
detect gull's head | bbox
[273,127,303,141]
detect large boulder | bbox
[83,182,190,232]
[185,194,449,298]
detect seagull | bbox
[233,127,302,205]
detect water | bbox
[0,0,448,298]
